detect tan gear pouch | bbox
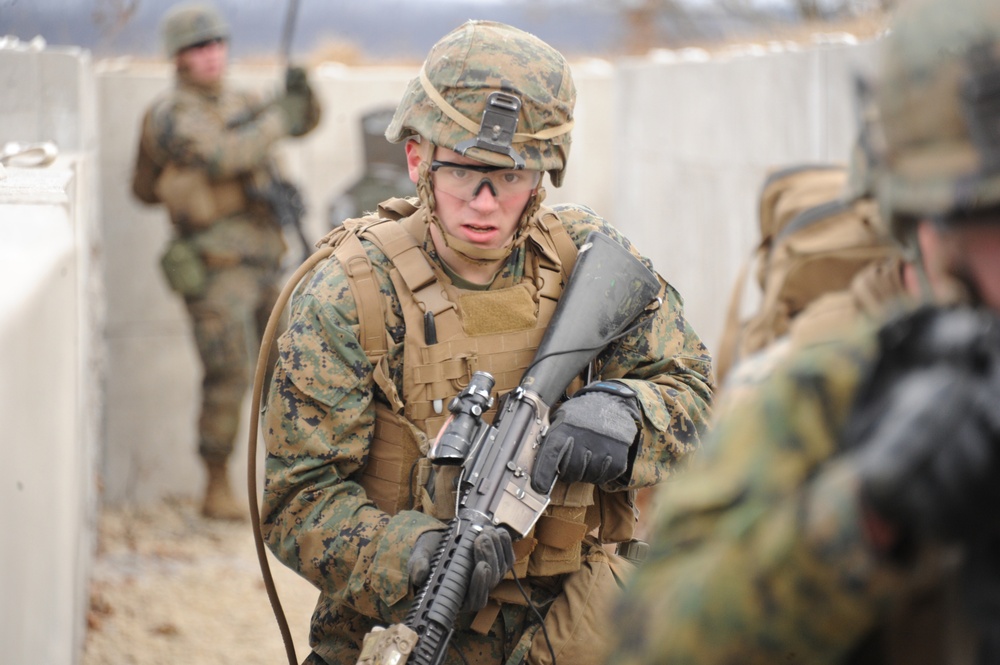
[154,164,218,228]
[527,541,634,665]
[154,164,246,229]
[160,237,207,298]
[359,404,430,515]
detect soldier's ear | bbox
[406,138,434,183]
[405,139,431,184]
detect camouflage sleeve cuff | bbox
[601,378,661,490]
[617,378,669,432]
[364,510,445,623]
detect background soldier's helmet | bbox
[872,0,1000,243]
[161,2,230,57]
[385,20,576,187]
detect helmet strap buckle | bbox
[454,92,525,169]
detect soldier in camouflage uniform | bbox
[608,0,1000,663]
[260,20,714,665]
[131,2,320,520]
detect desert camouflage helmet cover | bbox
[385,20,576,187]
[874,0,1000,227]
[161,2,229,57]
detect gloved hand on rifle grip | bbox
[276,93,311,137]
[277,66,314,137]
[531,380,641,493]
[407,526,514,613]
[285,65,312,96]
[844,307,1000,558]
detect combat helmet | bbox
[872,0,1000,248]
[161,2,229,57]
[386,20,576,187]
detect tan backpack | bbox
[715,163,894,384]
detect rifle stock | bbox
[358,232,660,665]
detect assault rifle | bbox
[234,0,313,264]
[356,231,661,665]
[250,174,311,264]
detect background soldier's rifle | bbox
[357,232,661,665]
[231,0,312,265]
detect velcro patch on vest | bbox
[459,285,537,337]
[534,511,591,550]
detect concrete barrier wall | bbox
[0,42,102,665]
[613,40,879,352]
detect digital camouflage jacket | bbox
[608,303,979,665]
[261,202,714,664]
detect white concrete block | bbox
[0,166,91,665]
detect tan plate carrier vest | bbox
[318,199,637,582]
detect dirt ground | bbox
[83,497,319,665]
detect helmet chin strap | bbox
[415,160,545,267]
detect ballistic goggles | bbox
[430,160,542,201]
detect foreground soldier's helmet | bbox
[386,20,576,187]
[161,2,230,57]
[873,0,1000,244]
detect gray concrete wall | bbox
[612,40,880,352]
[0,40,102,665]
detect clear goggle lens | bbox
[430,160,541,201]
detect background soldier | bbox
[260,20,713,665]
[131,2,320,520]
[608,0,1000,663]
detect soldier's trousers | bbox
[185,261,282,463]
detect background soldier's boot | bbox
[201,459,246,521]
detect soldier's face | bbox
[407,142,537,251]
[918,221,1000,311]
[950,224,1000,311]
[176,38,228,86]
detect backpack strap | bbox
[326,218,403,412]
[536,207,579,283]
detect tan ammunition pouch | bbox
[154,163,248,230]
[522,539,635,665]
[323,198,635,580]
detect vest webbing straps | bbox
[537,209,578,282]
[333,230,404,413]
[333,210,580,398]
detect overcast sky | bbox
[0,0,821,61]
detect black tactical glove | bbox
[275,93,311,137]
[407,526,514,612]
[277,66,314,137]
[844,306,1000,555]
[285,65,312,96]
[531,381,641,493]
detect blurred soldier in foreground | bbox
[609,0,1000,663]
[260,20,713,665]
[131,2,320,520]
